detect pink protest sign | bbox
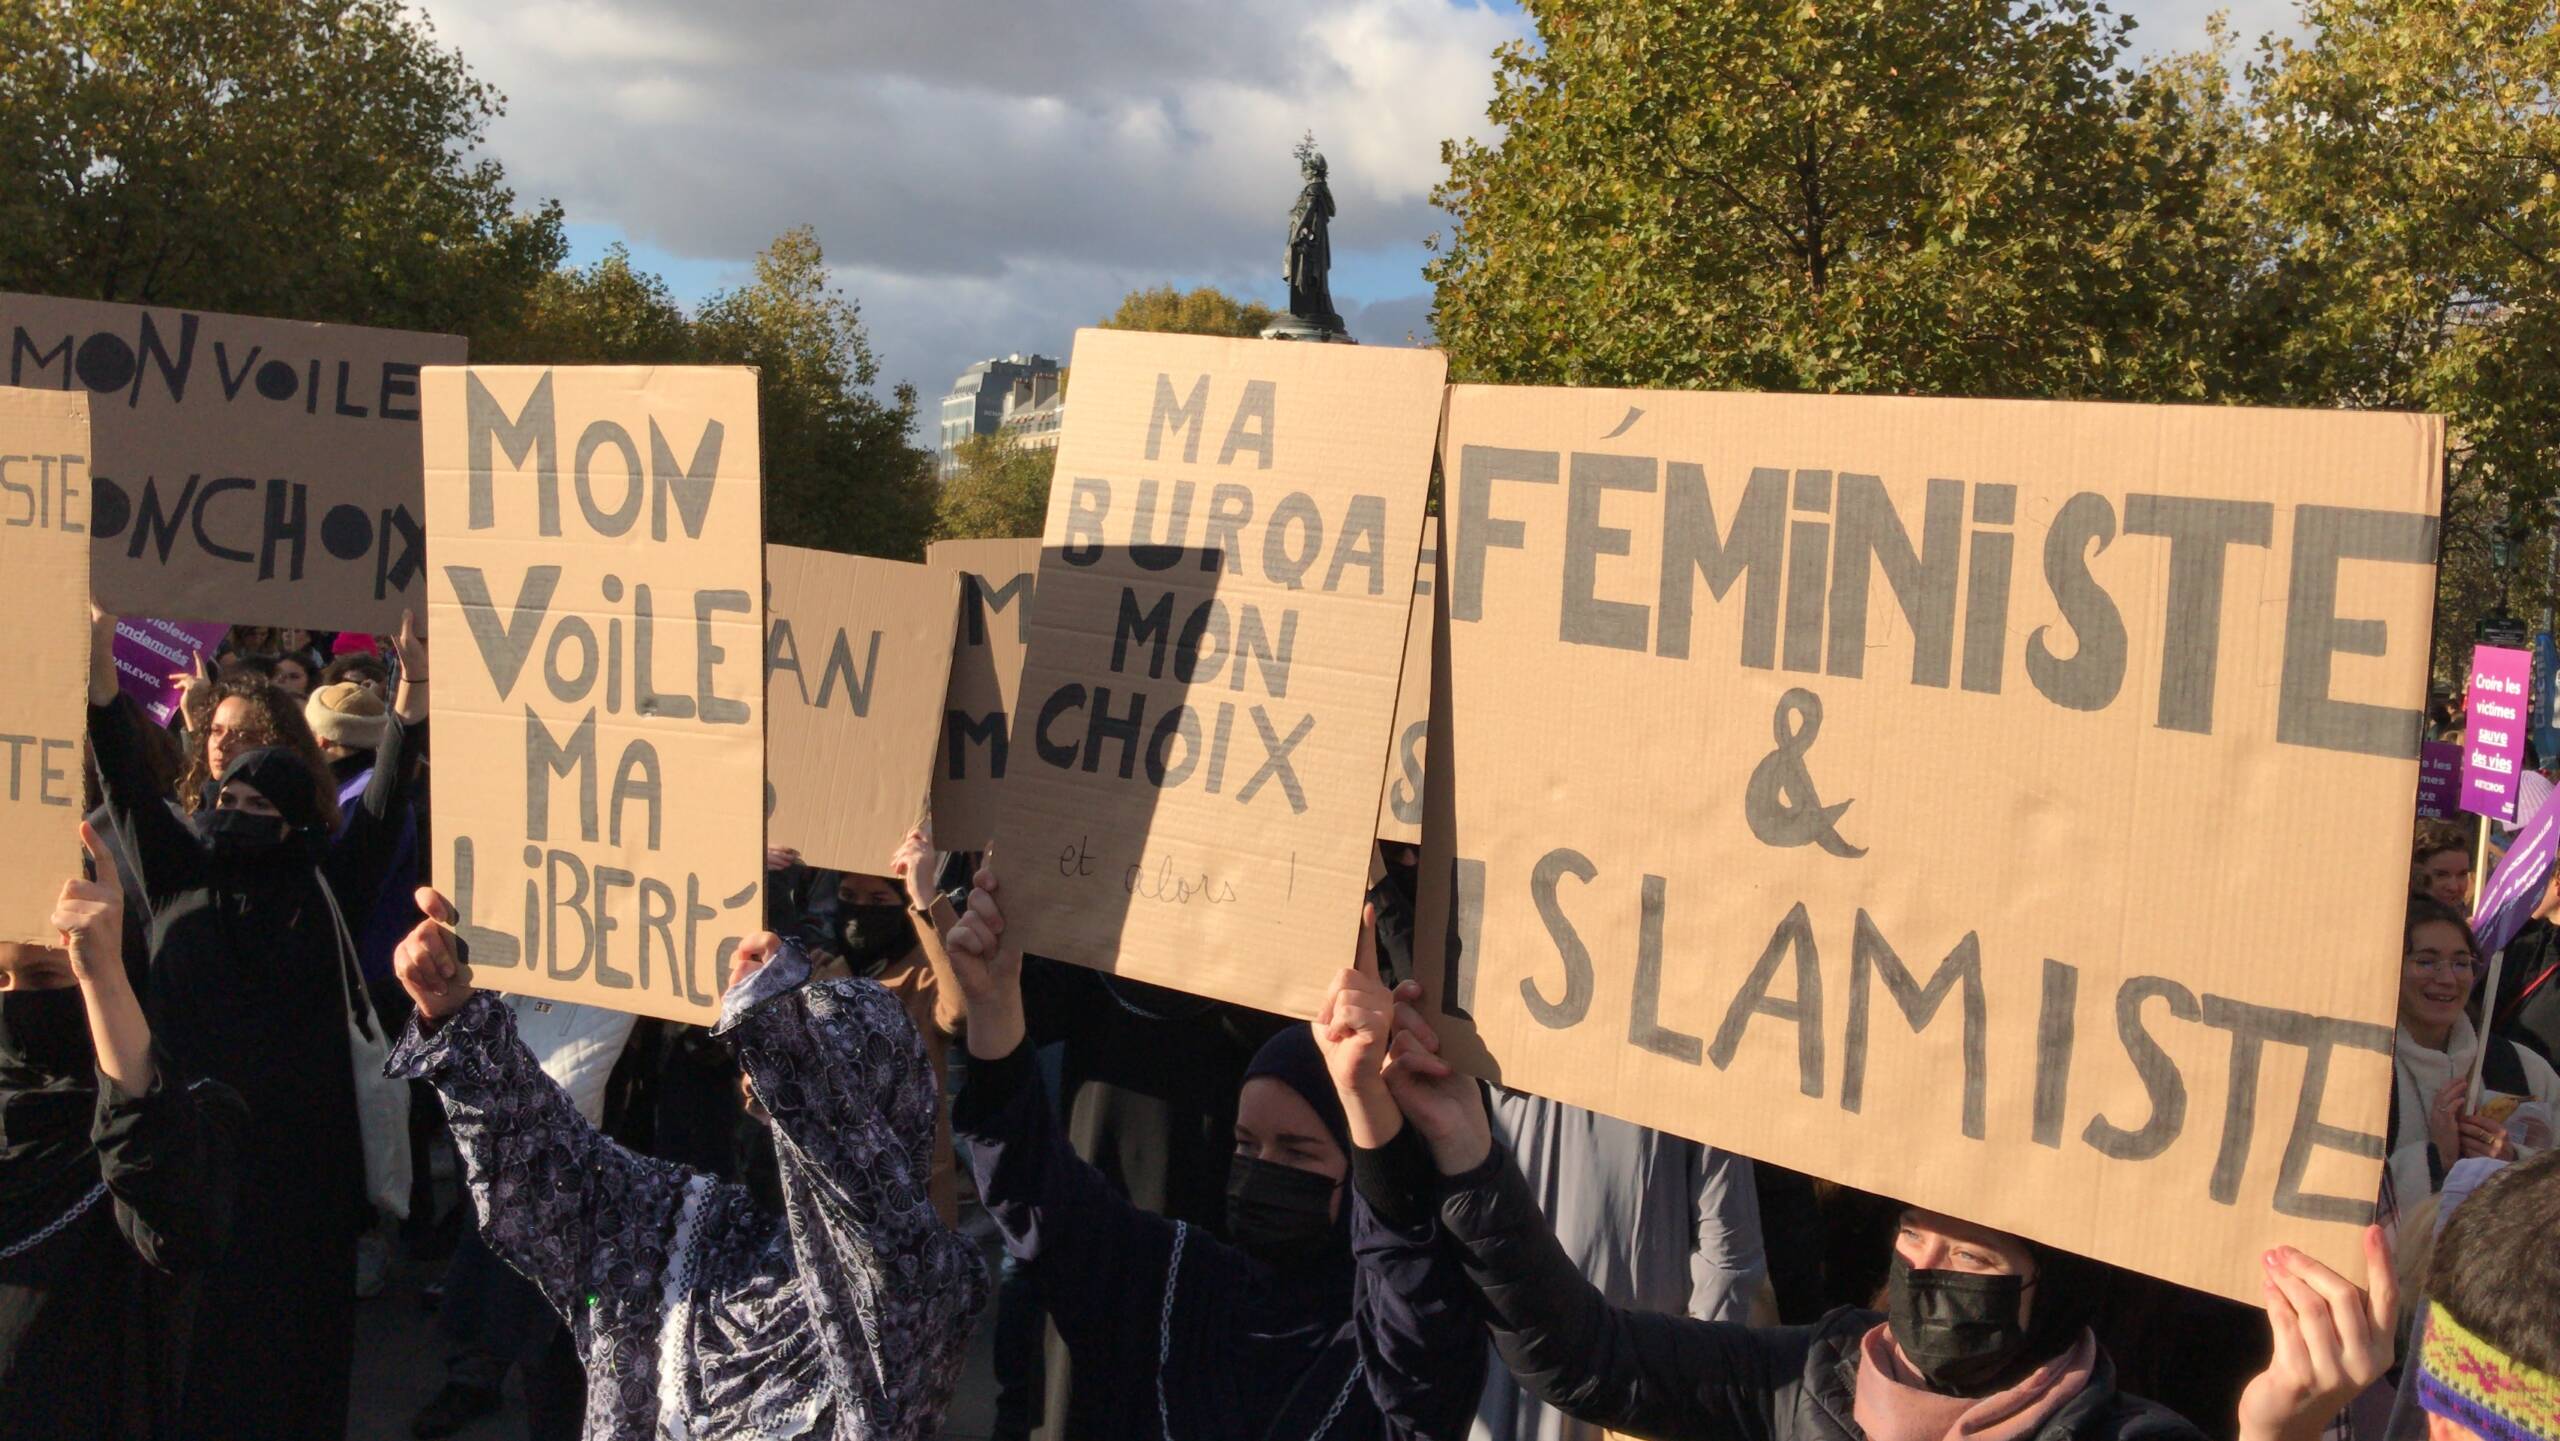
[112,619,227,727]
[2417,740,2462,820]
[2463,645,2532,823]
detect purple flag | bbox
[111,619,228,727]
[2417,740,2462,821]
[2474,796,2560,957]
[2463,645,2532,823]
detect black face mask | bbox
[837,902,915,975]
[0,988,95,1081]
[1886,1255,2036,1395]
[1224,1153,1342,1269]
[197,807,288,861]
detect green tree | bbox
[1101,283,1279,338]
[693,227,938,560]
[479,244,695,365]
[0,0,563,334]
[935,433,1056,541]
[2244,0,2560,674]
[1425,0,2259,401]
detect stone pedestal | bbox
[1260,316,1357,344]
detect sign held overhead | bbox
[0,387,93,943]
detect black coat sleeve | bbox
[324,714,411,914]
[87,698,203,906]
[1350,1131,1489,1441]
[92,1065,248,1275]
[1439,1144,1806,1441]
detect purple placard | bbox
[2463,645,2532,823]
[2474,794,2560,957]
[2417,740,2463,820]
[112,619,228,727]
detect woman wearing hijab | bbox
[1314,954,2403,1441]
[85,609,423,1441]
[0,825,243,1441]
[2388,897,2558,1207]
[385,888,987,1441]
[940,860,1487,1441]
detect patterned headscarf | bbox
[2416,1300,2560,1441]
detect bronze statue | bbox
[1284,134,1343,332]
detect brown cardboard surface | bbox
[2,293,465,631]
[927,537,1041,848]
[422,367,764,1025]
[765,544,958,876]
[0,387,93,943]
[1414,385,2442,1302]
[994,330,1445,1020]
[1377,519,1437,843]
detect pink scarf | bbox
[1851,1324,2100,1441]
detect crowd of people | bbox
[2,613,2555,1441]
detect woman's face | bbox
[2416,847,2472,908]
[2400,918,2478,1038]
[214,779,282,818]
[272,657,311,696]
[0,942,74,991]
[205,697,265,779]
[1234,1076,1348,1211]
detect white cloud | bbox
[421,0,2312,407]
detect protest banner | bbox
[422,367,764,1025]
[764,545,959,873]
[927,537,1041,847]
[994,330,1444,1018]
[1377,519,1436,844]
[2416,740,2462,821]
[111,619,228,727]
[1,292,465,631]
[0,387,92,943]
[2462,645,2530,824]
[1411,385,2442,1302]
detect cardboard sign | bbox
[112,619,228,727]
[2462,645,2530,823]
[2416,740,2462,821]
[1,292,465,631]
[927,537,1041,848]
[422,367,765,1025]
[1413,385,2441,1302]
[764,545,959,875]
[994,330,1444,1019]
[1377,519,1437,844]
[0,388,92,943]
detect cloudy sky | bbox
[421,0,2303,416]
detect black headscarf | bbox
[0,981,101,1238]
[216,747,325,832]
[1241,1025,1351,1154]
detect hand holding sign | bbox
[1381,1005,1492,1177]
[946,855,1025,1062]
[396,887,475,1029]
[2234,1228,2396,1441]
[1313,904,1422,1149]
[50,823,124,987]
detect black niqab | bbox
[0,986,98,1241]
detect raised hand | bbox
[1313,905,1418,1147]
[391,609,428,722]
[51,822,124,985]
[943,855,1024,1060]
[394,887,475,1027]
[890,825,941,912]
[2236,1228,2397,1441]
[1381,1004,1492,1176]
[726,929,788,994]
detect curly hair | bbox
[2412,819,2472,867]
[176,675,341,829]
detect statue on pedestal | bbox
[1267,133,1353,343]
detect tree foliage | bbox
[1426,0,2258,401]
[1101,283,1280,338]
[935,433,1056,541]
[0,0,563,334]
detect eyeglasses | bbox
[2406,950,2479,975]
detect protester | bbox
[1472,1087,1770,1441]
[319,650,392,702]
[271,651,314,697]
[86,607,424,1441]
[0,825,244,1441]
[2406,1151,2558,1441]
[1315,951,2401,1441]
[2388,898,2558,1206]
[172,670,317,812]
[386,889,987,1441]
[2412,825,2474,909]
[943,861,1487,1441]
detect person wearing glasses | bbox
[2388,897,2558,1206]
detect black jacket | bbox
[1437,1146,2206,1441]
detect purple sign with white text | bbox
[112,619,227,727]
[2474,794,2560,957]
[2464,645,2532,823]
[2418,740,2463,820]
